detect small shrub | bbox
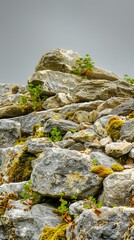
[124,74,134,84]
[105,116,124,141]
[72,54,95,78]
[49,127,62,142]
[21,180,42,205]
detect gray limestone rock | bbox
[35,48,81,72]
[120,120,134,142]
[110,99,134,116]
[44,118,79,134]
[0,119,21,148]
[31,147,102,198]
[129,148,134,158]
[1,201,61,240]
[97,97,129,112]
[0,182,27,197]
[66,206,134,240]
[70,128,98,143]
[99,169,134,207]
[90,152,117,168]
[105,141,132,157]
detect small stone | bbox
[105,141,132,157]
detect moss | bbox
[127,111,134,120]
[0,193,18,216]
[105,117,124,141]
[14,137,28,146]
[8,147,36,182]
[39,223,68,240]
[32,123,45,138]
[90,165,114,178]
[111,163,124,172]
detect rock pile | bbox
[0,48,134,239]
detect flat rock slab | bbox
[105,141,132,157]
[31,147,102,198]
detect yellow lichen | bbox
[111,163,124,172]
[105,116,124,141]
[127,111,134,120]
[39,223,68,240]
[90,165,114,178]
[0,193,18,216]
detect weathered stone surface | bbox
[100,136,112,147]
[0,104,31,119]
[110,99,134,116]
[70,128,98,143]
[89,66,121,81]
[25,138,55,154]
[120,120,134,142]
[74,79,134,101]
[28,69,82,96]
[70,110,89,123]
[99,169,134,207]
[1,201,61,240]
[94,115,115,137]
[31,147,102,198]
[42,92,76,109]
[56,139,76,149]
[90,152,117,168]
[129,148,134,158]
[44,118,79,134]
[88,110,99,123]
[69,142,85,151]
[105,141,132,157]
[66,206,134,240]
[97,97,129,112]
[0,119,21,148]
[0,182,27,197]
[35,48,80,72]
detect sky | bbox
[0,0,134,84]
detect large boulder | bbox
[35,48,81,72]
[66,206,134,240]
[99,169,134,206]
[31,147,102,198]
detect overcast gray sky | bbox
[0,0,134,84]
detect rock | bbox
[69,142,85,151]
[66,206,134,240]
[89,66,121,81]
[42,92,76,109]
[25,138,55,154]
[0,119,21,148]
[97,97,129,112]
[99,169,134,207]
[0,182,27,197]
[120,120,134,142]
[71,110,89,123]
[1,201,61,240]
[88,110,99,123]
[100,136,112,147]
[129,148,134,158]
[44,118,79,134]
[90,152,117,168]
[94,115,115,137]
[28,69,82,96]
[98,108,112,118]
[110,99,134,116]
[31,147,102,198]
[105,141,132,157]
[74,79,134,101]
[70,128,98,143]
[35,48,80,72]
[56,139,76,149]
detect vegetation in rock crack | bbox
[105,116,124,141]
[72,54,95,78]
[21,180,42,206]
[48,127,62,142]
[124,74,134,84]
[8,147,36,182]
[18,83,48,111]
[83,196,103,210]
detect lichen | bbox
[111,163,124,172]
[7,147,36,182]
[127,111,134,120]
[90,165,114,178]
[65,111,76,120]
[0,193,18,216]
[105,116,124,141]
[39,223,68,240]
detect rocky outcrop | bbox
[0,48,134,239]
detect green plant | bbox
[57,193,73,223]
[49,127,62,142]
[21,180,42,206]
[72,54,95,78]
[91,158,98,166]
[124,74,134,84]
[18,83,47,112]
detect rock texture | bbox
[0,48,134,239]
